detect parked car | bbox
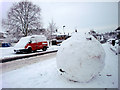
[14,35,48,53]
[2,42,11,47]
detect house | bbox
[115,26,120,39]
[0,31,6,42]
[89,30,102,41]
[0,31,7,47]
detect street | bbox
[1,52,56,74]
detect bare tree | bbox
[2,1,42,37]
[47,20,57,40]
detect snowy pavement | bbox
[0,43,118,88]
[0,45,59,60]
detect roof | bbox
[0,30,6,34]
[115,27,120,30]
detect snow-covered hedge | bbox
[56,32,105,83]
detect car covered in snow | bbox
[14,35,48,53]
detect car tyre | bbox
[42,46,47,51]
[27,47,32,53]
[33,50,37,52]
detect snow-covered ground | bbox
[0,43,118,88]
[0,45,59,59]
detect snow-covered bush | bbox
[56,32,105,83]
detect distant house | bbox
[115,26,120,39]
[0,31,7,47]
[115,26,120,31]
[0,31,6,42]
[89,30,102,41]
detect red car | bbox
[14,35,48,53]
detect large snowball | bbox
[56,33,105,83]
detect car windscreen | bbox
[14,37,30,49]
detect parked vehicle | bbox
[2,42,11,47]
[14,35,48,53]
[51,35,71,45]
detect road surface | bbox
[1,52,56,74]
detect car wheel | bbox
[27,47,32,53]
[33,50,37,52]
[42,46,47,51]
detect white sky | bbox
[0,0,119,33]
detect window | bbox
[30,37,36,43]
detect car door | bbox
[30,37,37,50]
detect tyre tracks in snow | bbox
[1,50,57,63]
[1,52,57,74]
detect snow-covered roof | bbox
[53,32,64,35]
[52,32,71,36]
[0,30,6,34]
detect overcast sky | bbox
[1,0,118,33]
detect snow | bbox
[53,32,65,35]
[0,43,118,88]
[32,35,47,42]
[14,37,30,49]
[56,33,105,82]
[107,39,119,54]
[0,30,6,34]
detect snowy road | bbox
[0,43,118,88]
[1,53,56,74]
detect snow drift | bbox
[56,32,105,83]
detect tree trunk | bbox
[25,28,27,36]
